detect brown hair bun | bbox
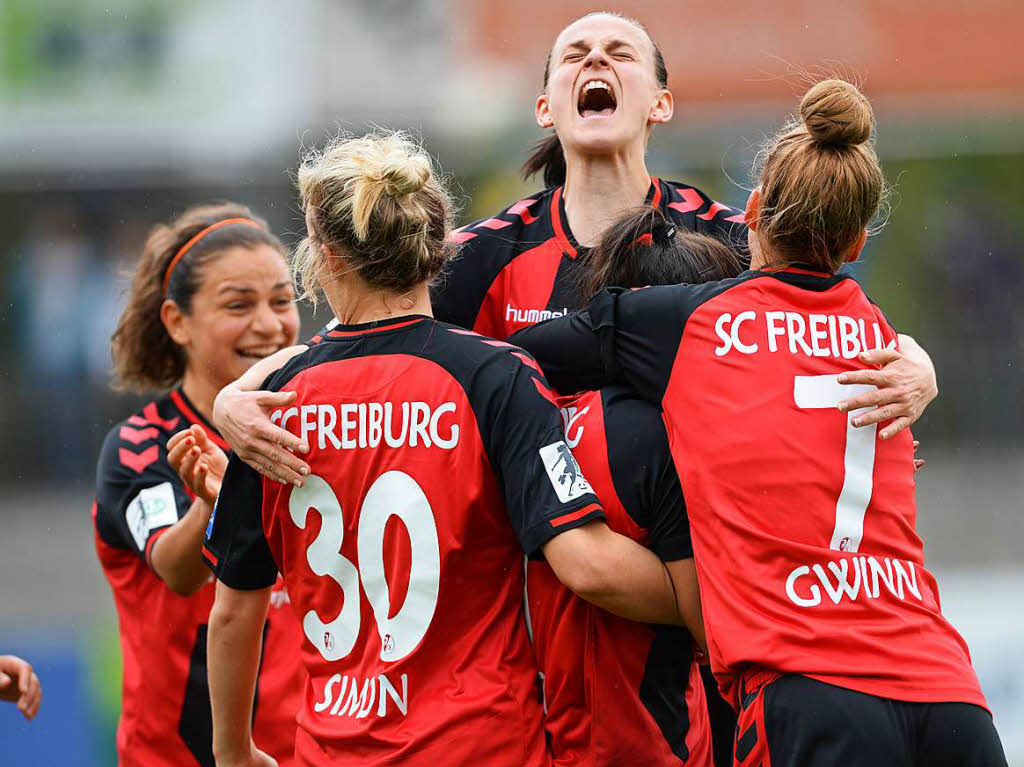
[799,78,873,147]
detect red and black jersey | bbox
[511,268,987,712]
[202,314,604,767]
[93,388,303,767]
[432,179,745,340]
[527,386,711,767]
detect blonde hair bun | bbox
[294,129,454,303]
[799,79,873,147]
[380,152,431,197]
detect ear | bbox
[648,89,674,125]
[161,299,190,346]
[844,228,869,263]
[744,188,761,231]
[535,93,554,129]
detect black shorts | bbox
[733,674,1007,767]
[700,664,737,767]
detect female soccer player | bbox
[214,11,938,492]
[200,131,693,767]
[93,204,304,766]
[528,212,743,767]
[511,79,1007,766]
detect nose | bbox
[250,301,283,338]
[582,46,609,70]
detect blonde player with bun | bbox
[200,131,700,767]
[511,78,1008,767]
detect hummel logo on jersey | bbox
[505,304,570,325]
[539,441,592,503]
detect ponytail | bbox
[578,206,743,304]
[521,133,567,187]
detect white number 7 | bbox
[794,375,878,553]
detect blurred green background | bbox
[0,0,1020,764]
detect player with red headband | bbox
[93,203,304,766]
[511,79,1007,766]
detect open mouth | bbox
[235,345,283,362]
[577,79,617,118]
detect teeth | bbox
[584,80,612,93]
[238,347,279,357]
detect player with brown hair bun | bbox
[511,79,1007,766]
[93,203,304,766]
[200,130,698,767]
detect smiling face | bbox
[537,13,673,156]
[164,244,299,389]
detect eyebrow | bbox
[218,282,292,295]
[562,37,637,54]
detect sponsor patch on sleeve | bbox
[125,482,179,550]
[539,441,593,503]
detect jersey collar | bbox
[169,387,230,451]
[552,177,662,259]
[325,314,430,339]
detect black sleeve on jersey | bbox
[483,358,605,556]
[601,389,692,562]
[94,425,193,560]
[507,310,608,393]
[687,186,750,260]
[510,286,690,404]
[202,455,278,590]
[430,231,507,329]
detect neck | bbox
[562,144,652,247]
[179,368,220,424]
[323,275,433,326]
[749,234,771,270]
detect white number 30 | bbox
[794,375,878,553]
[289,471,441,663]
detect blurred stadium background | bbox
[0,0,1020,763]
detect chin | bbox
[228,355,260,379]
[563,124,634,155]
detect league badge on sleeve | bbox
[125,482,179,550]
[539,441,593,503]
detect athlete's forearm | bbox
[665,558,707,652]
[149,498,214,596]
[208,581,270,765]
[543,521,682,625]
